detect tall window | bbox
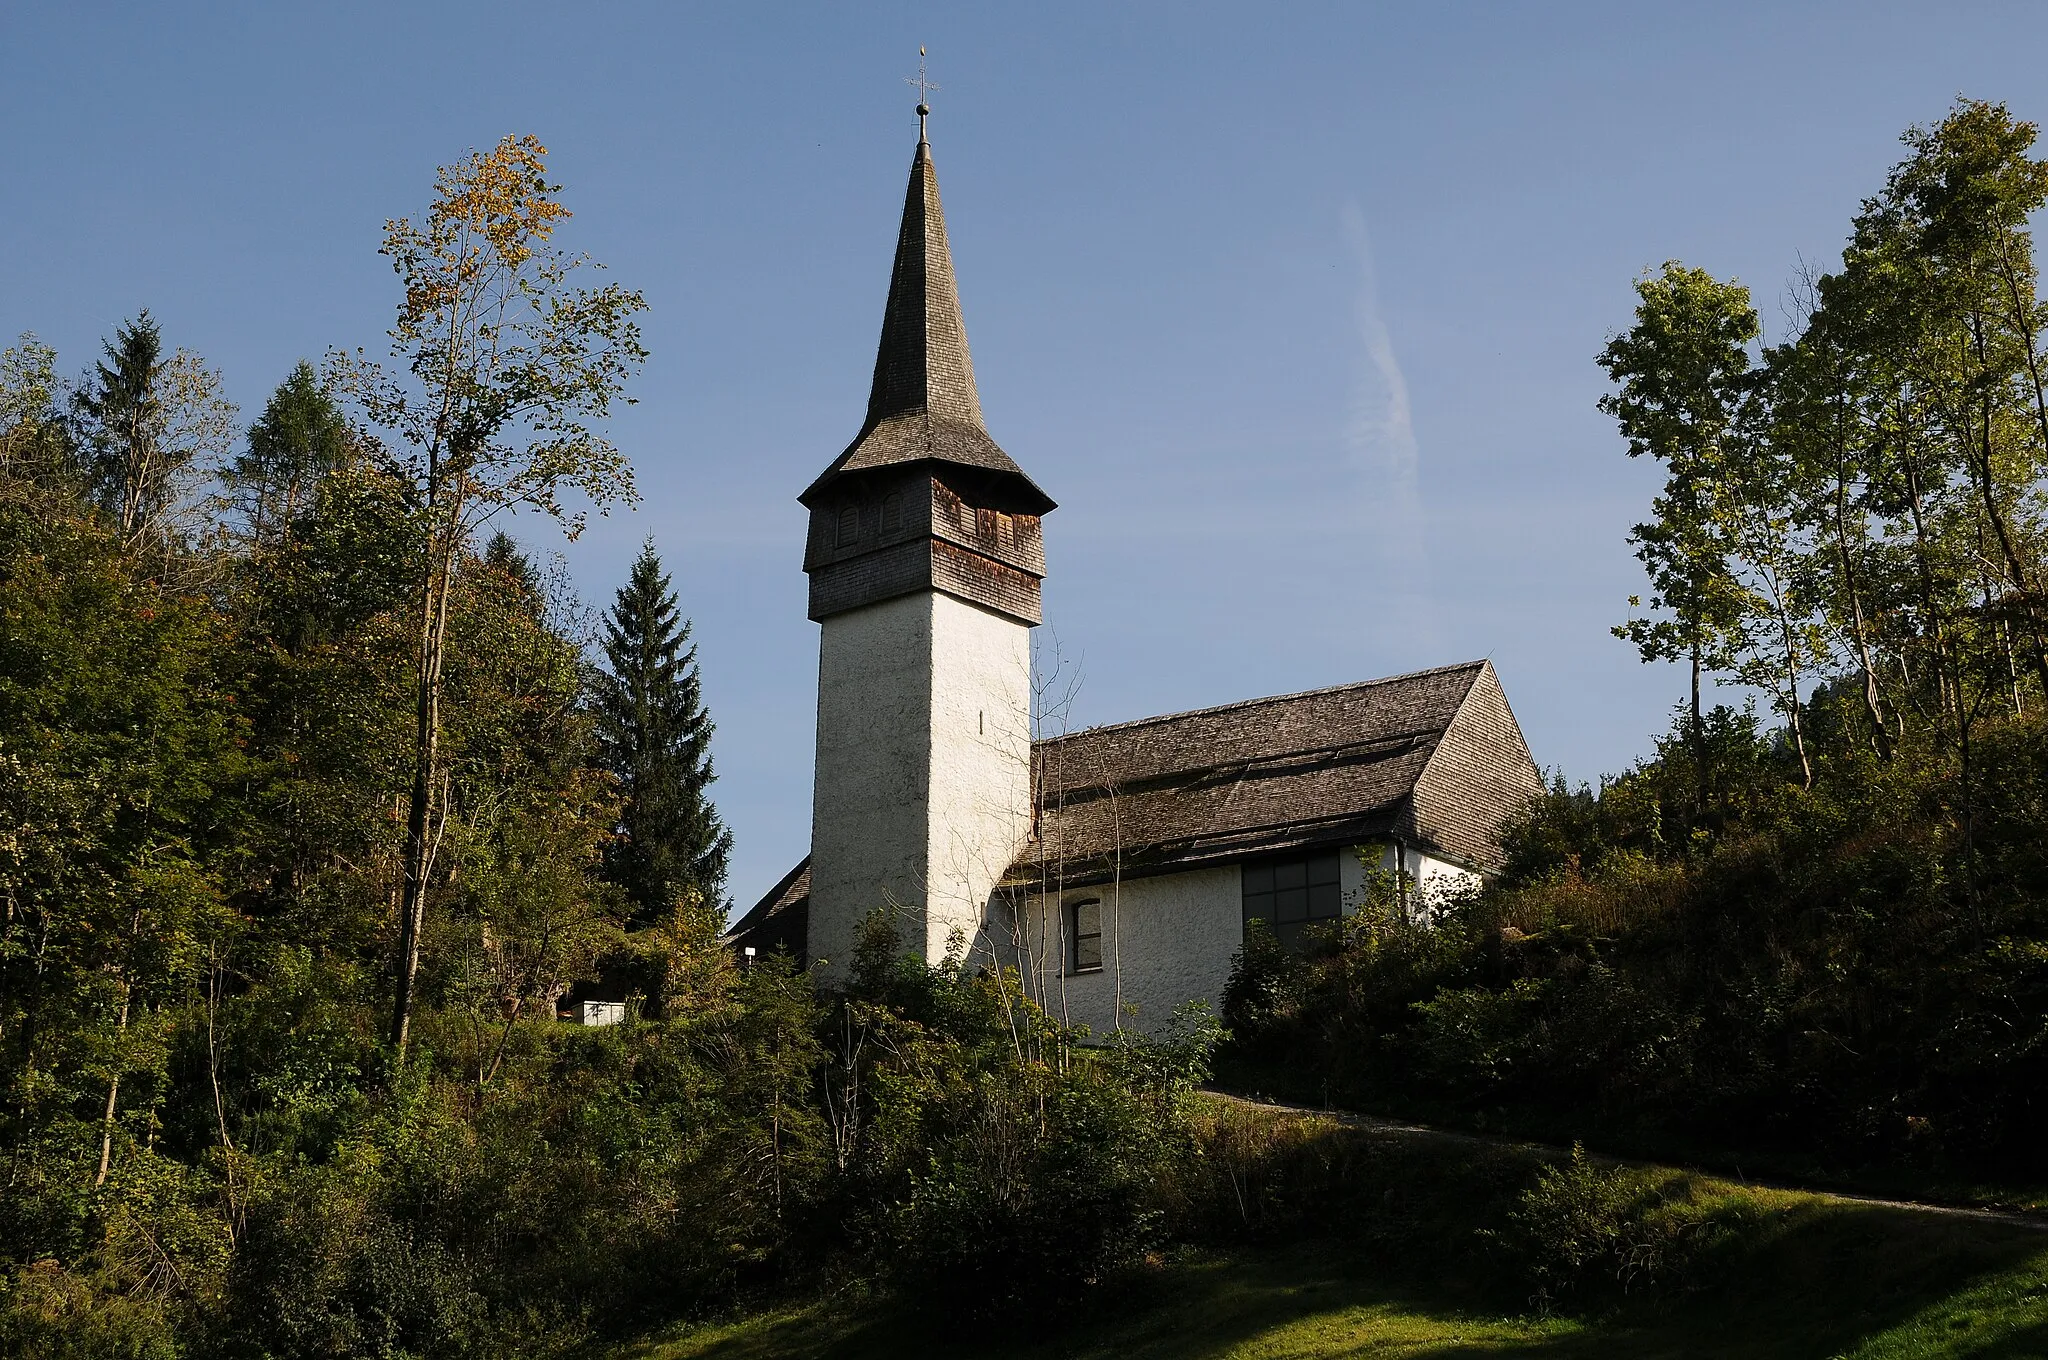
[1069,898,1102,974]
[835,504,859,547]
[1242,851,1341,949]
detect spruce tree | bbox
[74,311,236,547]
[593,538,731,924]
[227,360,349,545]
[75,312,164,536]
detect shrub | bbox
[1495,1145,1699,1308]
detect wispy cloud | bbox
[1341,200,1438,651]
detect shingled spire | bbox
[800,110,1054,627]
[800,115,1053,515]
[867,122,982,428]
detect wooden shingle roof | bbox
[725,661,1542,954]
[1017,660,1537,889]
[800,131,1054,515]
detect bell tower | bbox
[802,106,1055,975]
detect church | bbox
[725,108,1544,1034]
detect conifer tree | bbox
[482,529,542,604]
[593,538,731,923]
[74,311,236,547]
[227,360,349,545]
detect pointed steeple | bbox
[865,121,983,430]
[801,114,1054,515]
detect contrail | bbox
[1341,200,1437,650]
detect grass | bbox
[1210,1064,2048,1218]
[613,1163,2048,1360]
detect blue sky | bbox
[7,3,2047,906]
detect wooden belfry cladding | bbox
[804,468,1046,624]
[799,117,1054,626]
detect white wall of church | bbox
[1001,842,1484,1036]
[1346,843,1480,920]
[810,591,932,977]
[1003,864,1243,1036]
[809,589,1034,978]
[926,592,1035,962]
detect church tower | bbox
[802,107,1055,976]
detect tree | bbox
[1887,100,2048,697]
[1599,264,1759,797]
[226,361,350,546]
[331,135,647,1054]
[73,311,237,549]
[592,538,732,924]
[0,333,74,491]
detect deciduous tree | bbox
[330,135,647,1054]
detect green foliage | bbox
[820,910,1220,1322]
[1495,1146,1706,1306]
[0,333,77,495]
[1220,920,1287,1040]
[1221,700,2048,1176]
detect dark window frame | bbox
[835,503,860,547]
[1068,897,1103,975]
[1241,849,1343,950]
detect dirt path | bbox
[1203,1088,2048,1233]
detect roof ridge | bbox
[1041,660,1490,744]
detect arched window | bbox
[881,492,903,533]
[1068,898,1102,974]
[835,503,859,548]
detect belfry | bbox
[800,106,1055,974]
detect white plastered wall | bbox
[1348,842,1480,922]
[809,590,1033,978]
[926,592,1034,962]
[1006,842,1484,1035]
[1004,864,1244,1037]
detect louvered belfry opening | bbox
[800,125,1054,626]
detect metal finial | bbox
[905,46,940,141]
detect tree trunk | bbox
[1965,312,2048,695]
[1899,438,1961,743]
[390,524,458,1054]
[1831,450,1892,757]
[1781,615,1814,789]
[1690,643,1708,818]
[93,988,132,1189]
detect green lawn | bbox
[617,1188,2048,1360]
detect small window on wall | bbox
[835,504,860,548]
[1242,851,1342,950]
[881,492,903,533]
[1069,898,1102,974]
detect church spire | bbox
[865,106,983,431]
[801,109,1053,515]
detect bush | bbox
[1495,1145,1701,1308]
[825,913,1219,1322]
[1216,706,2048,1181]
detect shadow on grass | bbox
[626,1201,2048,1360]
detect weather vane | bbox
[905,46,939,140]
